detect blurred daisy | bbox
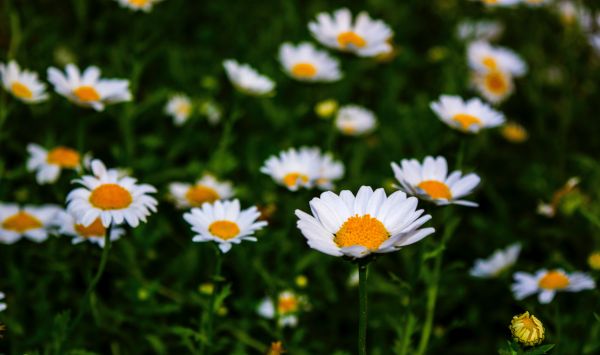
[316,152,345,190]
[512,269,595,303]
[472,69,514,104]
[27,143,82,184]
[478,0,520,7]
[66,160,158,228]
[168,174,234,209]
[391,156,481,207]
[184,199,267,253]
[467,41,527,77]
[261,147,321,191]
[199,100,222,125]
[501,121,528,143]
[115,0,163,12]
[0,204,60,244]
[589,34,600,56]
[223,60,275,96]
[335,104,377,136]
[309,8,393,57]
[55,210,125,248]
[522,0,548,6]
[165,94,192,126]
[470,243,521,278]
[47,64,132,111]
[0,61,48,103]
[0,292,5,312]
[430,95,505,133]
[278,42,342,82]
[295,186,435,258]
[257,290,306,327]
[456,20,504,41]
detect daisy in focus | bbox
[115,0,163,12]
[168,174,234,209]
[0,61,48,103]
[456,20,504,42]
[222,60,275,96]
[257,290,307,327]
[66,160,158,228]
[47,64,132,111]
[55,210,125,248]
[470,243,521,278]
[391,156,481,207]
[183,199,267,253]
[512,269,595,303]
[0,204,60,244]
[467,41,527,77]
[308,8,393,57]
[279,42,342,82]
[335,104,377,136]
[295,186,435,258]
[165,94,192,126]
[430,95,505,133]
[27,143,82,184]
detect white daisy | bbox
[55,210,125,248]
[278,42,342,82]
[456,20,504,42]
[257,290,305,327]
[309,8,393,57]
[183,199,267,253]
[0,61,48,103]
[165,94,192,126]
[316,152,345,190]
[27,143,82,184]
[335,104,377,136]
[467,41,527,77]
[472,68,515,104]
[0,204,60,244]
[430,95,505,133]
[222,59,275,96]
[115,0,163,12]
[391,156,481,207]
[512,269,595,304]
[47,64,132,111]
[295,186,435,259]
[168,174,234,209]
[260,147,322,191]
[477,0,520,7]
[66,159,158,228]
[470,243,521,278]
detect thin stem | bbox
[200,245,223,355]
[358,262,369,355]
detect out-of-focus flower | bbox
[512,269,595,303]
[315,99,338,118]
[278,42,342,82]
[309,8,393,57]
[168,174,234,209]
[266,341,286,355]
[295,275,308,288]
[509,311,545,347]
[0,204,60,244]
[0,61,48,103]
[316,151,345,190]
[295,186,434,258]
[115,0,163,12]
[588,252,600,270]
[257,290,307,327]
[430,95,505,133]
[223,60,275,96]
[165,94,192,126]
[537,177,580,218]
[27,144,82,184]
[67,160,158,228]
[199,100,222,125]
[54,210,125,248]
[199,282,215,295]
[184,199,267,253]
[477,0,520,7]
[456,20,504,41]
[0,292,5,312]
[467,41,527,77]
[335,104,377,136]
[47,64,132,111]
[391,156,481,207]
[348,269,360,287]
[472,69,514,104]
[501,121,528,143]
[470,243,521,278]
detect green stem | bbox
[200,245,223,355]
[358,261,369,355]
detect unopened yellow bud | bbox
[509,311,545,346]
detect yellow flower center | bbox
[185,185,219,206]
[89,184,133,210]
[538,271,570,290]
[283,172,309,188]
[335,214,389,250]
[2,212,43,232]
[417,180,452,200]
[73,86,101,102]
[588,252,600,270]
[291,63,318,78]
[129,0,150,5]
[484,70,509,95]
[208,220,240,240]
[482,56,497,70]
[74,218,106,238]
[176,103,191,117]
[11,82,33,99]
[337,31,367,48]
[46,147,80,168]
[452,113,482,130]
[277,295,299,314]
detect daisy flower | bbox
[55,210,125,247]
[0,61,48,103]
[222,59,275,96]
[115,0,163,12]
[477,0,520,7]
[165,94,192,126]
[391,156,481,207]
[335,104,377,136]
[512,269,595,303]
[0,204,60,244]
[295,186,435,258]
[168,174,234,209]
[430,95,505,133]
[470,243,521,278]
[510,312,545,347]
[261,147,321,191]
[467,41,527,77]
[278,42,342,82]
[456,20,504,42]
[257,290,306,327]
[472,69,514,104]
[315,152,345,190]
[26,143,82,184]
[66,160,158,228]
[47,64,132,111]
[183,199,267,253]
[308,8,393,57]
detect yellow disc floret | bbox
[185,185,220,206]
[89,184,133,210]
[2,212,43,232]
[46,147,80,168]
[74,218,106,238]
[337,31,367,48]
[417,180,452,200]
[538,270,570,290]
[208,220,240,240]
[335,214,389,250]
[11,82,33,99]
[452,113,482,131]
[291,63,318,79]
[73,86,101,102]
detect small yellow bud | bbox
[501,121,528,143]
[509,311,545,346]
[295,275,308,288]
[588,252,600,270]
[315,99,338,118]
[199,282,214,295]
[266,341,286,355]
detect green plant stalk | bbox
[358,261,369,355]
[201,246,223,355]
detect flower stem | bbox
[200,245,223,355]
[358,261,369,355]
